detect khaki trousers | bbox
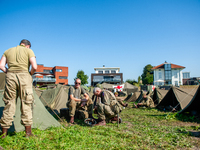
[0,71,34,128]
[97,103,116,120]
[68,98,93,117]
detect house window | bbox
[111,70,116,74]
[55,69,62,72]
[165,71,172,80]
[173,71,178,78]
[183,72,190,79]
[59,76,68,79]
[105,70,109,74]
[164,64,172,82]
[43,69,51,73]
[98,71,103,74]
[164,64,171,70]
[93,76,103,82]
[175,81,178,86]
[158,71,162,79]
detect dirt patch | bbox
[123,121,133,128]
[0,146,4,150]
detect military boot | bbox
[94,119,106,126]
[1,128,8,139]
[123,103,128,107]
[70,116,74,124]
[111,116,122,123]
[25,126,34,137]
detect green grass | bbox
[1,103,200,149]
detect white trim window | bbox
[158,71,162,79]
[173,71,178,78]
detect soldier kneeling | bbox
[93,87,122,126]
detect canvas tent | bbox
[39,85,68,113]
[179,85,200,115]
[0,88,61,132]
[100,82,138,94]
[124,91,143,102]
[150,88,168,105]
[123,93,133,101]
[156,86,198,111]
[35,88,43,97]
[123,82,138,94]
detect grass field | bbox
[0,102,200,150]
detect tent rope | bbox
[166,86,198,116]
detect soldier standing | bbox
[0,39,37,138]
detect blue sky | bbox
[0,0,200,85]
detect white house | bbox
[152,62,185,86]
[91,65,123,86]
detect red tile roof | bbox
[152,63,185,70]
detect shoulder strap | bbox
[79,86,81,95]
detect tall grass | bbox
[0,103,200,149]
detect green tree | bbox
[141,64,153,85]
[138,76,141,84]
[126,79,137,85]
[74,70,88,85]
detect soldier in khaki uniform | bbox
[67,78,93,124]
[93,87,122,126]
[0,39,37,138]
[114,92,128,107]
[134,93,154,108]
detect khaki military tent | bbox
[123,82,138,94]
[123,93,133,101]
[179,85,200,115]
[39,85,68,113]
[0,73,5,90]
[100,82,138,94]
[150,88,168,105]
[101,83,113,90]
[0,89,61,132]
[124,91,143,102]
[156,86,198,111]
[35,88,43,97]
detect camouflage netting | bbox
[156,86,198,111]
[39,85,68,113]
[0,88,61,132]
[179,85,200,115]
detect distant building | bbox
[33,64,68,85]
[152,61,185,86]
[91,66,123,86]
[182,72,190,85]
[183,77,200,85]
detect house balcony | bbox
[33,78,56,83]
[93,78,121,82]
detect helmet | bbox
[84,118,97,126]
